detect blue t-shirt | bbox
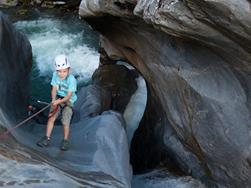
[50,72,77,104]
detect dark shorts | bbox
[50,100,73,126]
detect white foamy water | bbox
[118,62,147,145]
[15,18,99,84]
[132,169,206,188]
[124,76,147,145]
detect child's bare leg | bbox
[37,115,56,147]
[63,124,69,140]
[46,115,56,138]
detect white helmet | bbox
[54,54,70,70]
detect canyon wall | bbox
[79,1,251,187]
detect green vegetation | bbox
[14,0,81,16]
[19,0,31,5]
[16,8,29,15]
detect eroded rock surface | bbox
[0,135,83,188]
[79,1,251,187]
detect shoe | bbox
[60,139,69,151]
[37,136,50,147]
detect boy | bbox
[37,54,77,151]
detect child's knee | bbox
[48,116,56,122]
[62,124,70,128]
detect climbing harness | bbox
[47,95,66,118]
[0,102,51,139]
[38,100,59,119]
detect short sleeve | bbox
[68,76,77,92]
[50,72,57,86]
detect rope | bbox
[0,103,51,139]
[48,105,59,119]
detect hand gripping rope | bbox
[39,100,61,119]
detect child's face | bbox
[57,68,70,80]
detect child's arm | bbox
[50,72,58,105]
[51,86,58,108]
[51,86,57,102]
[58,92,72,104]
[52,91,72,106]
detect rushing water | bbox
[14,16,100,104]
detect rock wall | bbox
[0,12,32,126]
[79,1,251,187]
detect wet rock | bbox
[38,0,81,9]
[132,169,206,188]
[92,64,138,113]
[40,1,66,8]
[0,131,83,187]
[0,154,84,188]
[0,0,18,8]
[79,0,136,18]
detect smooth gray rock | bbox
[0,11,32,126]
[132,169,206,188]
[79,0,251,187]
[0,155,83,188]
[79,0,136,18]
